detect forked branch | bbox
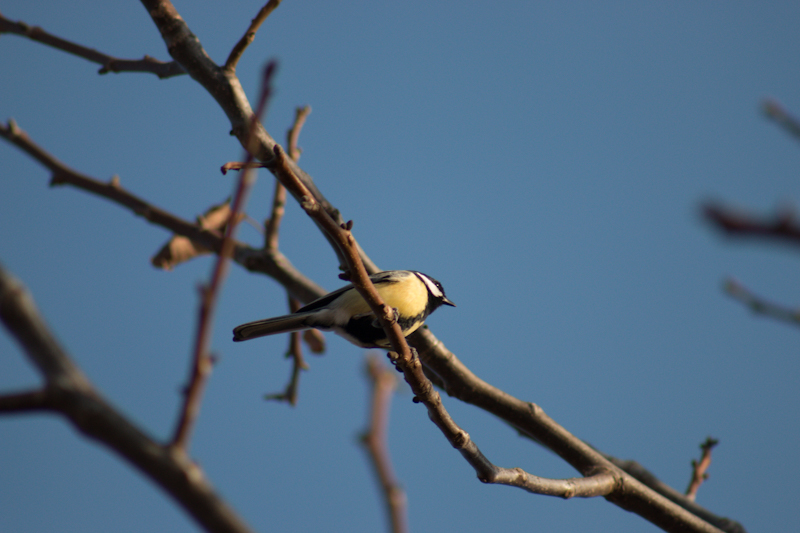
[0,263,254,533]
[266,144,621,501]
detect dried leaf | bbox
[151,199,243,270]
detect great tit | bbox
[232,270,454,349]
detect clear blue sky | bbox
[3,2,800,532]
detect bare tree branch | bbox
[686,438,719,501]
[264,297,309,406]
[604,456,745,533]
[266,144,646,504]
[264,105,309,251]
[724,278,800,326]
[703,203,800,246]
[410,330,730,533]
[360,355,407,533]
[171,62,277,451]
[286,105,311,162]
[0,263,255,533]
[224,0,283,73]
[0,389,51,413]
[762,98,800,142]
[3,115,738,531]
[3,2,748,531]
[0,12,184,78]
[0,119,325,305]
[141,0,379,274]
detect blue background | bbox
[2,2,800,532]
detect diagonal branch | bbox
[724,278,800,326]
[264,105,310,251]
[141,0,379,275]
[604,455,745,533]
[224,0,283,73]
[411,328,731,533]
[266,144,623,501]
[171,62,277,451]
[0,12,184,78]
[0,119,325,305]
[762,98,800,142]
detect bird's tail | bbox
[232,312,317,342]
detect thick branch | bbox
[409,329,731,532]
[0,13,184,78]
[0,389,51,413]
[0,258,91,388]
[605,456,744,533]
[0,263,254,533]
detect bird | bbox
[232,270,454,349]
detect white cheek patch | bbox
[416,272,443,298]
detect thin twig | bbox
[0,119,325,305]
[762,98,800,141]
[263,106,315,404]
[724,278,800,326]
[170,62,278,452]
[686,438,719,501]
[360,355,408,533]
[221,161,270,174]
[224,0,283,73]
[0,13,184,78]
[703,203,800,246]
[286,106,311,162]
[1,119,226,252]
[264,297,310,406]
[264,106,310,250]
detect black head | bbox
[414,272,455,310]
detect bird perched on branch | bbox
[232,270,454,349]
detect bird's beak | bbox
[442,297,456,307]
